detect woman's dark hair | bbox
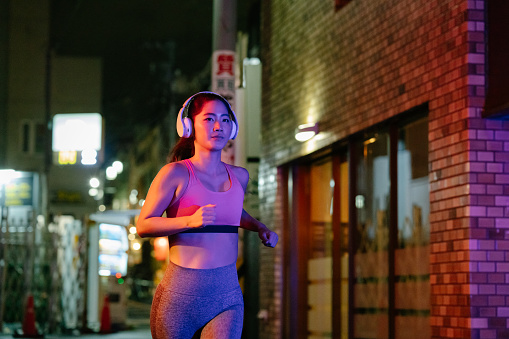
[167,93,230,163]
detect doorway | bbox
[283,153,349,339]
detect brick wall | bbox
[258,162,282,339]
[467,117,509,339]
[259,0,509,338]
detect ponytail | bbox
[167,137,194,163]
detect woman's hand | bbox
[187,204,216,229]
[240,208,279,248]
[258,228,279,248]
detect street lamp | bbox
[89,177,100,188]
[106,160,123,180]
[105,167,117,180]
[112,161,123,174]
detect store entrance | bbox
[283,153,349,339]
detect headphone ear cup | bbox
[229,108,238,140]
[176,108,184,137]
[176,108,193,138]
[230,121,237,140]
[181,117,192,138]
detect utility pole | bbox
[0,0,8,169]
[211,0,237,165]
[212,3,262,339]
[212,0,237,53]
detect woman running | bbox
[137,91,278,338]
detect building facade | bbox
[3,0,103,218]
[258,0,509,338]
[0,0,103,332]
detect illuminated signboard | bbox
[58,151,77,165]
[98,223,129,277]
[52,113,102,165]
[5,174,33,206]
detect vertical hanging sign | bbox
[212,50,236,106]
[212,49,236,164]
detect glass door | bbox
[306,154,350,339]
[354,133,390,339]
[307,158,334,338]
[334,161,350,339]
[284,153,350,339]
[395,117,430,338]
[334,158,350,339]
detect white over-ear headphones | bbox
[176,91,238,140]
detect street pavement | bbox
[1,300,153,339]
[0,327,152,339]
[52,327,151,339]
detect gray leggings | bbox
[150,260,244,339]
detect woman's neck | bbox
[190,149,222,173]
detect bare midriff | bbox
[168,232,239,269]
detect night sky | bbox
[50,0,214,73]
[49,0,255,159]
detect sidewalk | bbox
[52,327,151,339]
[1,300,153,339]
[0,325,152,339]
[0,327,152,339]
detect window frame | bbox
[19,119,45,155]
[335,0,352,11]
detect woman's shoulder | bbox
[226,163,249,187]
[156,161,190,182]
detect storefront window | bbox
[307,158,333,338]
[338,159,349,339]
[354,133,390,338]
[285,114,429,339]
[395,117,430,338]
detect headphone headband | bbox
[176,91,238,140]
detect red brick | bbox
[479,307,496,317]
[497,241,509,250]
[494,152,509,162]
[497,285,509,295]
[495,174,509,184]
[495,130,509,140]
[487,163,503,173]
[477,130,494,140]
[497,262,509,272]
[478,218,495,227]
[478,262,495,272]
[486,185,503,195]
[488,250,505,266]
[487,207,504,217]
[486,141,503,151]
[260,0,508,337]
[488,295,506,306]
[495,218,509,228]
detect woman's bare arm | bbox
[136,162,216,238]
[233,165,279,247]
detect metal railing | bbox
[0,207,64,334]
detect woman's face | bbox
[192,99,232,152]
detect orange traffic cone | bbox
[13,294,43,338]
[99,295,112,334]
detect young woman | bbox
[136,91,278,338]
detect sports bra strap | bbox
[223,163,238,185]
[182,159,196,179]
[181,225,239,234]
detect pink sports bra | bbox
[167,159,245,233]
